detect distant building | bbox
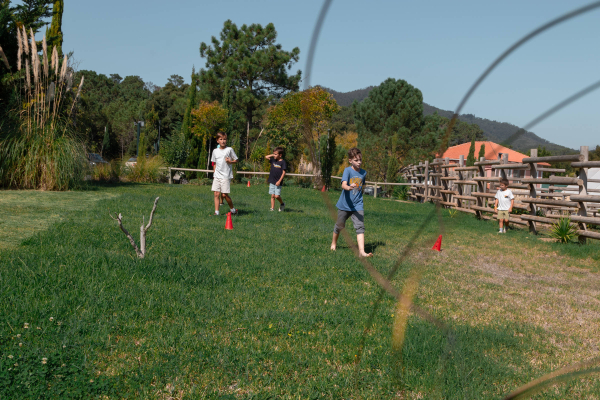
[440,141,550,179]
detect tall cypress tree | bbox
[183,68,198,171]
[46,0,63,56]
[478,142,486,161]
[466,136,476,166]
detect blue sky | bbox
[55,0,600,148]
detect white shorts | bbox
[269,183,282,196]
[212,177,231,194]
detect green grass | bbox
[1,183,600,399]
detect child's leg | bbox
[351,211,372,257]
[274,195,283,204]
[504,219,509,230]
[331,232,339,251]
[223,193,234,209]
[220,193,225,205]
[498,219,504,230]
[213,191,221,213]
[356,234,372,257]
[331,210,349,251]
[271,194,276,209]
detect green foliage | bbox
[123,155,166,183]
[590,145,600,161]
[0,318,110,399]
[478,142,486,161]
[550,218,579,244]
[354,78,440,180]
[159,131,189,167]
[250,146,266,171]
[181,67,196,140]
[320,133,338,189]
[266,87,340,169]
[392,176,410,200]
[46,0,63,56]
[199,20,301,159]
[466,136,476,166]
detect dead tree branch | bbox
[110,197,160,259]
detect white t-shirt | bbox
[211,146,238,180]
[495,189,514,210]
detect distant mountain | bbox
[321,86,577,155]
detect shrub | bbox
[550,217,579,244]
[123,155,166,183]
[392,177,410,200]
[159,132,189,167]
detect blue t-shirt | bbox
[336,167,367,211]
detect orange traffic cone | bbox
[321,185,326,192]
[431,235,442,251]
[225,212,233,230]
[247,180,251,187]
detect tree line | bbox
[0,2,488,189]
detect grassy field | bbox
[1,182,599,399]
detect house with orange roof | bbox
[440,141,549,179]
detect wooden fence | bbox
[401,146,600,242]
[166,167,421,198]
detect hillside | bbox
[321,86,577,155]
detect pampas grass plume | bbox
[60,55,68,82]
[51,46,58,75]
[0,45,9,70]
[30,28,37,57]
[75,75,84,100]
[25,59,31,89]
[22,26,29,55]
[17,28,22,70]
[42,35,48,78]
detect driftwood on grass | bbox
[110,197,159,259]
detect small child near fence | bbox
[330,147,373,257]
[265,147,287,212]
[494,177,514,233]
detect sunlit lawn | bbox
[1,182,599,399]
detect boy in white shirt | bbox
[494,178,514,233]
[211,132,238,216]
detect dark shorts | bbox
[333,210,365,235]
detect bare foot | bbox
[330,244,336,251]
[359,252,373,258]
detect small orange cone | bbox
[247,180,251,187]
[321,185,326,192]
[225,212,233,230]
[431,235,442,251]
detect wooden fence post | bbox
[528,148,538,234]
[578,146,589,244]
[168,167,172,185]
[423,160,430,203]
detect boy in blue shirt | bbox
[330,147,373,257]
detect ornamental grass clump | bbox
[0,30,86,190]
[550,217,579,244]
[123,155,166,183]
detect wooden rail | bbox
[400,146,599,242]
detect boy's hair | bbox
[348,147,362,160]
[499,178,509,186]
[274,146,284,155]
[216,132,227,139]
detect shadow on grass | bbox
[365,240,385,253]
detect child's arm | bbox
[276,170,286,186]
[265,154,275,159]
[225,158,237,164]
[494,198,499,211]
[341,181,357,191]
[509,199,514,213]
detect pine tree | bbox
[46,0,63,56]
[353,78,427,180]
[199,20,301,160]
[478,142,486,161]
[466,136,476,166]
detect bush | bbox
[550,217,579,244]
[392,177,410,200]
[123,156,166,183]
[89,160,121,182]
[159,132,189,167]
